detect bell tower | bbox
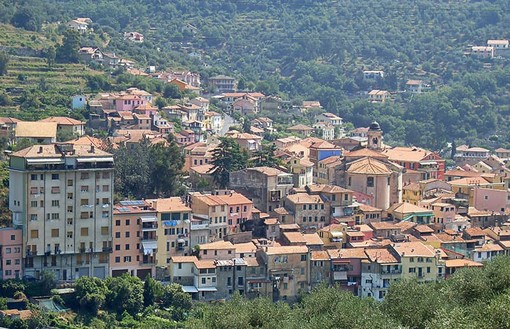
[367,121,383,150]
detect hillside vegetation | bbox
[1,0,510,148]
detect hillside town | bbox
[2,73,510,305]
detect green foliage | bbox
[210,137,248,189]
[161,283,192,321]
[75,276,109,315]
[11,6,41,31]
[249,144,281,168]
[0,297,6,310]
[0,279,26,298]
[105,274,144,316]
[0,51,8,76]
[110,137,184,199]
[56,29,80,63]
[143,276,162,308]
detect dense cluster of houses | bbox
[3,98,510,304]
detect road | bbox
[219,113,236,136]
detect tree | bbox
[106,274,144,316]
[161,283,192,321]
[209,137,248,189]
[56,30,80,63]
[0,52,9,76]
[57,129,76,142]
[11,6,41,31]
[45,46,56,68]
[163,84,181,99]
[143,276,162,308]
[250,144,280,167]
[149,137,184,197]
[75,276,108,315]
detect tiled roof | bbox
[391,242,436,257]
[347,157,392,175]
[15,121,57,138]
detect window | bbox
[30,201,37,207]
[5,248,11,254]
[102,172,110,179]
[367,177,374,187]
[116,220,121,226]
[80,228,89,236]
[124,256,131,262]
[115,257,120,263]
[81,173,90,179]
[31,174,37,181]
[125,244,130,250]
[51,186,60,194]
[81,186,89,192]
[410,257,415,262]
[67,179,73,186]
[126,219,130,225]
[10,235,15,241]
[51,200,59,207]
[115,245,120,251]
[30,214,38,221]
[201,278,206,284]
[67,218,73,225]
[102,185,109,192]
[51,229,59,238]
[67,232,73,238]
[67,193,73,200]
[30,230,39,239]
[52,174,59,180]
[427,267,431,273]
[102,211,109,219]
[101,227,109,235]
[301,255,307,261]
[80,199,89,206]
[125,232,130,238]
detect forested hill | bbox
[3,0,510,149]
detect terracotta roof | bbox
[264,218,279,225]
[445,259,483,268]
[279,223,301,230]
[444,169,481,178]
[331,248,368,259]
[369,221,401,230]
[190,164,215,175]
[311,250,330,261]
[199,241,234,250]
[147,197,191,212]
[394,221,417,232]
[286,193,324,204]
[264,245,308,255]
[365,248,399,263]
[68,136,107,150]
[382,146,435,162]
[288,124,314,131]
[12,143,111,158]
[15,121,57,138]
[347,157,392,175]
[474,243,503,252]
[391,242,436,257]
[194,259,216,269]
[39,116,84,125]
[303,233,324,245]
[234,242,257,254]
[171,256,198,263]
[249,166,287,176]
[467,207,493,217]
[464,227,486,237]
[273,207,290,215]
[345,148,388,159]
[388,202,432,214]
[283,231,307,244]
[403,182,420,191]
[414,225,434,234]
[448,177,491,186]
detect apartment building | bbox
[111,200,157,279]
[9,143,114,280]
[0,228,23,280]
[147,197,192,267]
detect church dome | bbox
[369,121,381,131]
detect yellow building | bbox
[391,242,444,282]
[147,197,192,270]
[318,223,347,249]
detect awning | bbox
[26,158,64,164]
[197,286,217,292]
[419,160,437,165]
[181,286,199,293]
[334,271,348,281]
[330,231,343,238]
[142,241,157,256]
[177,238,186,244]
[140,216,157,223]
[76,157,114,163]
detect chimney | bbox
[90,145,95,153]
[38,146,43,154]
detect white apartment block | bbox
[9,143,114,281]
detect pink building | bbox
[220,192,253,234]
[0,228,23,280]
[115,95,147,112]
[111,200,157,279]
[473,187,508,213]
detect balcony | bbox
[142,223,157,232]
[381,269,402,275]
[102,247,113,253]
